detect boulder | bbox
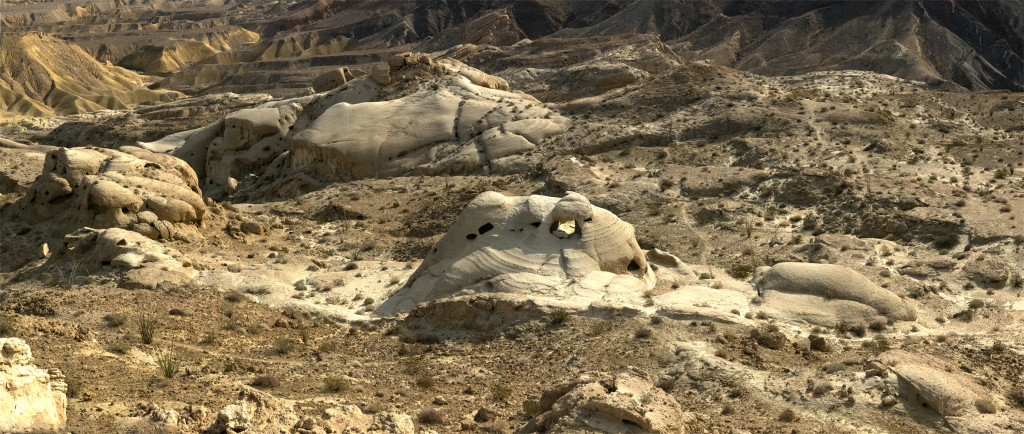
[0,338,68,433]
[209,387,298,433]
[21,146,205,240]
[311,67,357,93]
[521,372,688,433]
[378,191,653,315]
[755,262,915,323]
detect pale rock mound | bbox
[881,350,997,426]
[521,372,688,434]
[311,67,358,93]
[0,338,68,433]
[21,146,205,240]
[56,227,196,289]
[145,57,567,199]
[755,262,915,325]
[209,386,299,434]
[209,386,413,434]
[290,75,565,181]
[378,192,653,315]
[301,405,414,434]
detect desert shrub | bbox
[1008,387,1024,409]
[156,350,179,379]
[721,403,736,415]
[363,298,375,306]
[491,384,513,401]
[727,264,752,279]
[824,362,846,373]
[224,292,246,303]
[200,332,218,345]
[323,375,350,393]
[137,312,158,344]
[417,407,443,424]
[273,338,296,354]
[635,328,653,339]
[0,314,15,337]
[415,376,436,389]
[252,374,280,388]
[975,399,997,414]
[103,313,127,328]
[778,408,798,422]
[590,321,613,335]
[969,299,985,309]
[318,340,339,353]
[549,310,571,325]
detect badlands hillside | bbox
[1,1,1024,433]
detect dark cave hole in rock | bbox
[530,222,541,227]
[627,259,641,272]
[478,222,494,234]
[466,233,477,240]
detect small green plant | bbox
[969,299,985,309]
[156,350,179,379]
[323,375,351,393]
[273,338,296,354]
[727,264,753,279]
[635,327,653,339]
[550,310,571,325]
[363,297,375,306]
[138,311,157,345]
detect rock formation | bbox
[755,262,916,325]
[521,372,688,433]
[209,386,413,434]
[378,191,653,315]
[21,146,205,240]
[0,338,68,433]
[144,55,567,198]
[54,227,196,289]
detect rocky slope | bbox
[1,2,1023,433]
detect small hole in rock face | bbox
[466,234,477,240]
[432,248,437,254]
[584,217,593,222]
[478,223,494,234]
[121,207,129,213]
[530,222,541,228]
[627,260,641,272]
[116,239,127,246]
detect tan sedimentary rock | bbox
[21,146,205,240]
[0,338,68,433]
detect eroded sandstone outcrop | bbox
[378,191,653,315]
[521,372,689,434]
[755,262,916,325]
[142,55,567,199]
[0,338,68,433]
[21,146,205,240]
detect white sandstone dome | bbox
[377,191,654,315]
